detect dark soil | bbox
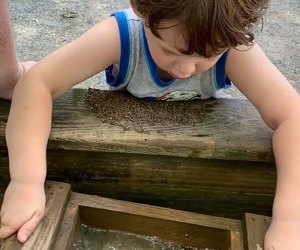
[84,89,205,132]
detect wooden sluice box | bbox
[1,182,271,250]
[0,89,277,220]
[0,89,275,249]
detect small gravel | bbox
[84,89,206,132]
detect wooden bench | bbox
[0,89,276,218]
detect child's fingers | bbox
[0,224,16,240]
[17,211,44,243]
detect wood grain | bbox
[0,89,274,162]
[0,147,276,218]
[243,213,271,250]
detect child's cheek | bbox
[195,57,221,73]
[150,48,171,68]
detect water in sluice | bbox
[74,224,217,250]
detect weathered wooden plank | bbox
[43,149,276,218]
[222,231,244,250]
[53,192,243,250]
[73,192,243,230]
[0,181,71,250]
[243,213,271,250]
[0,89,274,162]
[51,201,79,250]
[231,231,244,250]
[0,147,275,218]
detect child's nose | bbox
[174,61,196,75]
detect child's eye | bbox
[162,49,176,56]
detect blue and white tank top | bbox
[105,9,231,101]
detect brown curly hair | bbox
[131,0,269,57]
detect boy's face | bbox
[143,21,223,80]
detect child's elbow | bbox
[19,70,60,100]
[272,107,300,131]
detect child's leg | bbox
[0,0,35,100]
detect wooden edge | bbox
[1,181,71,250]
[52,192,243,249]
[230,231,244,250]
[51,202,80,250]
[70,192,242,232]
[0,89,274,162]
[221,231,244,250]
[243,213,271,250]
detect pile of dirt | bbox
[84,89,205,132]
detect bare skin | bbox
[0,0,35,100]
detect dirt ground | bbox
[9,0,300,98]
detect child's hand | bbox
[264,218,300,250]
[0,180,45,243]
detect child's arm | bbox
[226,44,300,249]
[0,16,120,243]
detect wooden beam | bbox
[0,89,274,162]
[0,147,275,218]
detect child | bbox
[1,0,300,248]
[0,0,35,100]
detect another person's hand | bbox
[265,218,300,250]
[0,61,35,100]
[0,180,45,243]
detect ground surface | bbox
[10,0,300,98]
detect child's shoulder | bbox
[225,43,297,128]
[111,8,141,25]
[226,43,270,79]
